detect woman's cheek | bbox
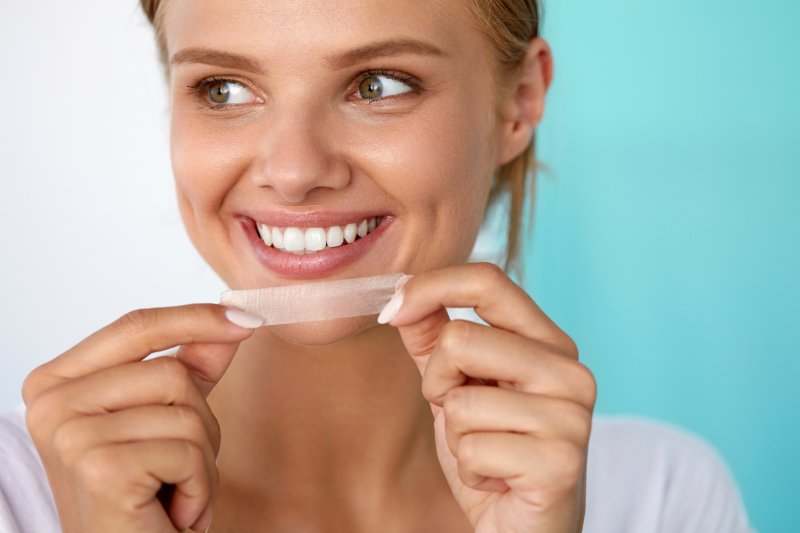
[170,113,251,272]
[172,115,248,204]
[346,108,493,268]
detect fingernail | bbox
[377,289,405,324]
[396,273,413,291]
[224,307,263,329]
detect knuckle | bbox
[75,447,119,491]
[572,363,597,407]
[23,400,46,440]
[186,303,212,325]
[419,374,441,405]
[473,261,504,281]
[456,434,481,469]
[51,420,82,461]
[174,406,208,443]
[473,261,507,289]
[181,440,206,466]
[152,356,192,387]
[113,308,152,336]
[443,387,474,431]
[551,440,586,480]
[21,366,48,405]
[563,402,593,444]
[560,334,580,359]
[437,320,472,359]
[24,389,60,442]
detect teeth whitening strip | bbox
[220,273,410,325]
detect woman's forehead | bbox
[162,0,477,61]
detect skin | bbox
[22,0,596,532]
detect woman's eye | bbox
[205,80,257,106]
[357,75,413,100]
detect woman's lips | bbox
[240,215,394,279]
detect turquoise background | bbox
[528,1,799,531]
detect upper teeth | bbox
[257,217,382,255]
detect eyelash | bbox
[186,70,423,110]
[352,69,422,103]
[186,75,249,110]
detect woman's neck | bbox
[207,323,453,529]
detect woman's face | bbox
[163,0,511,343]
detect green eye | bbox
[357,75,413,100]
[202,79,257,106]
[209,81,231,104]
[359,76,384,99]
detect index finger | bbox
[26,304,258,397]
[389,263,573,349]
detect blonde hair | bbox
[139,0,541,270]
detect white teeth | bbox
[327,226,344,248]
[272,227,284,249]
[259,217,383,253]
[305,228,327,252]
[344,223,357,244]
[259,224,272,246]
[283,227,305,252]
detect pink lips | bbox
[240,215,394,279]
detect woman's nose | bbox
[249,108,350,203]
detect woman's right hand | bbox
[21,304,261,533]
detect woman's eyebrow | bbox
[169,39,445,73]
[170,48,264,73]
[326,38,447,69]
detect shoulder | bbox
[0,405,60,532]
[584,416,754,533]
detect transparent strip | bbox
[220,273,410,325]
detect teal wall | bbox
[528,2,799,532]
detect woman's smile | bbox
[254,216,385,255]
[239,211,396,278]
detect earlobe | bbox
[496,38,554,165]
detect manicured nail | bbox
[224,307,263,329]
[377,289,405,324]
[396,274,413,291]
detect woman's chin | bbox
[260,315,382,347]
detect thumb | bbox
[396,307,450,377]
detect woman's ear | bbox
[496,37,554,165]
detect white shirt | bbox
[0,404,753,532]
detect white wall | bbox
[0,1,226,409]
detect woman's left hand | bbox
[382,263,596,533]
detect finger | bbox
[76,439,211,531]
[30,357,220,452]
[396,307,451,376]
[422,320,596,408]
[391,263,575,350]
[53,405,220,472]
[442,386,591,457]
[456,433,585,494]
[24,304,258,402]
[56,407,219,532]
[176,342,243,397]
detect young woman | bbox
[0,0,752,531]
